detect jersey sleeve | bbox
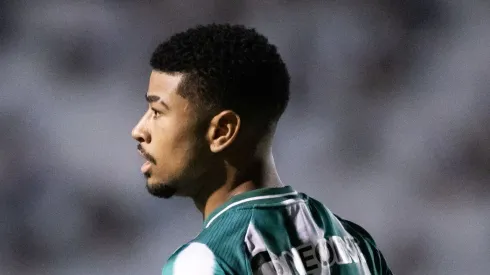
[162,242,226,275]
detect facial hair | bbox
[145,180,177,199]
[142,132,209,199]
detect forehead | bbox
[147,71,199,119]
[148,70,184,97]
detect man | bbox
[132,24,392,275]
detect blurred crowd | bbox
[1,1,489,274]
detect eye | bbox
[151,108,162,119]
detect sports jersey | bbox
[162,186,393,275]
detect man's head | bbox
[131,24,290,199]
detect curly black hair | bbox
[150,24,290,130]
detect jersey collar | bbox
[203,186,297,228]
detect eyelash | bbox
[151,108,162,119]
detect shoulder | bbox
[303,194,393,274]
[334,214,377,245]
[162,242,225,275]
[334,215,394,275]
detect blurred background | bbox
[1,0,489,274]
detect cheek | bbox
[171,129,210,176]
[155,123,197,163]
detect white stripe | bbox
[205,191,298,228]
[245,222,267,257]
[173,243,216,275]
[291,247,308,275]
[281,198,304,206]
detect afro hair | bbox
[150,24,290,128]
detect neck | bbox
[193,154,283,220]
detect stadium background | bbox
[1,1,489,274]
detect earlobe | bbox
[208,110,240,153]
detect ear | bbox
[206,110,241,153]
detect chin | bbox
[146,181,177,199]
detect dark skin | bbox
[131,71,283,219]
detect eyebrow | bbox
[145,94,170,110]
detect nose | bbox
[131,118,151,143]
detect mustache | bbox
[137,144,157,164]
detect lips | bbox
[137,144,153,173]
[139,150,151,173]
[138,148,149,160]
[141,161,152,173]
[137,144,153,161]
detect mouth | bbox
[141,160,152,174]
[137,145,153,174]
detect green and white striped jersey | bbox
[162,186,392,275]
